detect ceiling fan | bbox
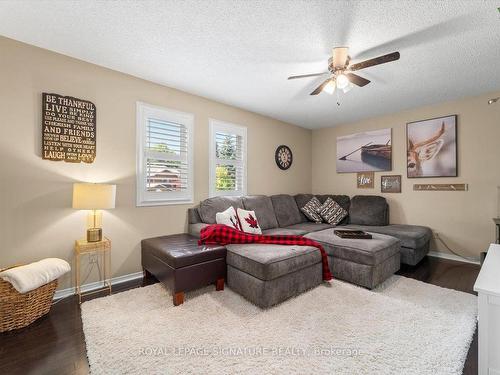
[288,47,400,95]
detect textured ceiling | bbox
[0,0,499,129]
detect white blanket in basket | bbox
[0,258,70,293]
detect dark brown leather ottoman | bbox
[141,234,226,306]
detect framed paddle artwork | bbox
[42,93,96,163]
[336,128,392,173]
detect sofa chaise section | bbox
[305,229,400,289]
[345,195,431,266]
[342,224,431,266]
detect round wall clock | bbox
[275,145,293,170]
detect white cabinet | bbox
[474,243,500,375]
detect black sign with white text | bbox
[42,93,96,163]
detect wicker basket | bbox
[0,265,58,333]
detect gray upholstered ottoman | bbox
[226,244,323,308]
[305,229,400,289]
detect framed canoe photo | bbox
[336,128,392,173]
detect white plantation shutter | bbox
[209,119,247,197]
[136,103,194,206]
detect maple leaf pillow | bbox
[236,208,262,234]
[215,206,241,231]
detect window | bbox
[136,102,194,206]
[209,119,247,197]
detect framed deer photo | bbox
[406,115,457,178]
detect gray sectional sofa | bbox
[188,194,432,308]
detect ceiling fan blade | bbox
[346,73,371,87]
[310,79,331,95]
[333,47,349,68]
[349,52,400,71]
[287,72,328,80]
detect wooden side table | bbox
[74,237,112,303]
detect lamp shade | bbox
[72,183,116,210]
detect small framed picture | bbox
[381,175,402,193]
[406,115,457,178]
[357,172,374,189]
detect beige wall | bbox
[2,35,498,293]
[0,37,312,290]
[312,91,500,260]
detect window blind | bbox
[209,120,247,197]
[215,131,244,192]
[136,102,194,206]
[145,119,189,192]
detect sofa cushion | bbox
[300,197,323,223]
[198,196,244,224]
[226,244,321,281]
[270,194,303,227]
[316,194,351,225]
[284,222,333,233]
[262,228,308,236]
[242,195,278,230]
[349,195,388,226]
[342,224,432,250]
[305,229,400,265]
[317,198,348,225]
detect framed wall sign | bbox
[406,115,457,178]
[42,93,96,163]
[357,172,375,189]
[413,183,468,191]
[381,175,402,193]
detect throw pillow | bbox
[237,208,262,234]
[215,206,241,231]
[317,197,348,225]
[300,197,323,223]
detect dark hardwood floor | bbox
[0,256,480,375]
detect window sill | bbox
[136,199,194,207]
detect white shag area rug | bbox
[81,276,477,375]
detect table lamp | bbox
[72,183,116,242]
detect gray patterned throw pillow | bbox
[318,197,348,225]
[300,197,323,223]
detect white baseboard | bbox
[428,251,480,265]
[53,271,144,300]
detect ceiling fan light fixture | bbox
[333,47,349,68]
[336,74,349,89]
[323,79,336,95]
[342,82,354,93]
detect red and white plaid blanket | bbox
[198,224,332,281]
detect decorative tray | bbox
[334,230,372,239]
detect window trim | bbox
[208,118,247,197]
[136,102,194,207]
